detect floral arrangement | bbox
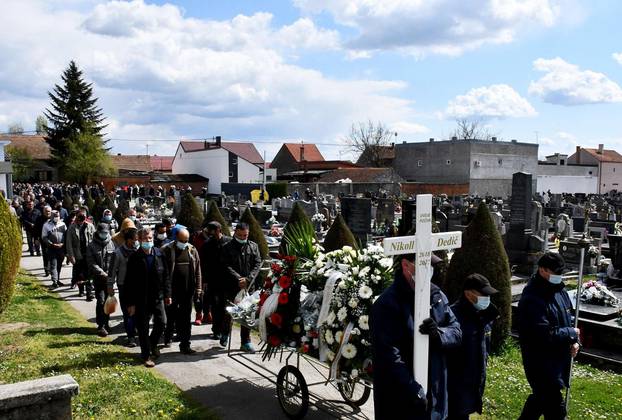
[311,213,326,224]
[315,245,394,380]
[587,246,599,259]
[581,281,620,307]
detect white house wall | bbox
[537,175,598,194]
[237,157,262,184]
[172,147,229,194]
[599,162,622,193]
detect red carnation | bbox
[279,276,292,289]
[265,280,273,289]
[268,335,282,347]
[309,330,319,338]
[278,292,289,305]
[270,312,283,327]
[271,263,282,273]
[301,344,310,353]
[259,292,268,306]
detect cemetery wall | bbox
[400,182,469,195]
[536,175,598,194]
[285,182,401,197]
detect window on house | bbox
[614,167,616,173]
[498,159,503,165]
[266,175,273,181]
[560,159,565,165]
[589,171,593,175]
[446,159,452,165]
[417,160,423,167]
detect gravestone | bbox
[572,217,586,234]
[340,197,372,245]
[376,198,395,225]
[435,209,449,232]
[559,239,593,273]
[401,199,417,234]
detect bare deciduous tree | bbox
[451,118,500,141]
[346,120,396,167]
[7,122,24,135]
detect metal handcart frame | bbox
[226,321,372,419]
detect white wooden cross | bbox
[383,194,462,393]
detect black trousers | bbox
[72,259,93,295]
[25,230,39,254]
[164,293,193,349]
[136,300,167,360]
[194,286,210,315]
[519,384,566,420]
[210,293,224,335]
[118,285,136,338]
[218,291,250,344]
[41,244,49,274]
[94,279,110,329]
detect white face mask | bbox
[157,233,167,240]
[473,296,491,311]
[548,274,563,285]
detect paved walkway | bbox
[19,244,374,420]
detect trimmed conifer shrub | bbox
[85,190,95,214]
[176,192,204,233]
[240,208,269,259]
[445,203,512,352]
[203,200,231,236]
[322,213,358,252]
[62,193,73,210]
[114,198,130,226]
[0,199,22,315]
[266,182,288,199]
[279,202,314,255]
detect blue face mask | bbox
[176,241,188,250]
[473,295,491,311]
[103,215,112,222]
[141,241,154,251]
[235,237,248,245]
[548,274,563,285]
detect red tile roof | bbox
[111,155,153,172]
[179,141,264,165]
[0,134,50,160]
[583,148,622,163]
[150,155,173,171]
[282,143,324,162]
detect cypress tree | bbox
[114,198,130,226]
[62,193,73,211]
[203,200,231,236]
[240,208,269,259]
[445,203,512,352]
[322,214,358,252]
[44,61,107,172]
[84,189,95,214]
[0,199,22,315]
[176,192,204,233]
[279,202,314,255]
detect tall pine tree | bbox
[44,61,107,172]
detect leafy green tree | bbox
[203,200,231,236]
[240,208,269,259]
[5,146,33,181]
[176,192,204,233]
[35,115,48,135]
[44,60,107,173]
[279,202,313,255]
[0,199,22,315]
[445,203,512,352]
[63,128,115,184]
[322,214,358,252]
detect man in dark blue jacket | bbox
[447,273,499,420]
[518,252,580,420]
[371,253,462,420]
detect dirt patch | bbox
[0,322,30,333]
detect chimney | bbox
[451,136,458,141]
[575,146,581,164]
[429,138,434,142]
[117,153,121,156]
[598,144,604,154]
[300,144,305,161]
[491,136,497,142]
[215,136,222,146]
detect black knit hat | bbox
[538,252,566,275]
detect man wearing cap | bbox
[41,209,67,288]
[518,252,580,420]
[86,223,117,337]
[447,274,499,420]
[199,221,231,338]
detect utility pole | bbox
[262,150,267,202]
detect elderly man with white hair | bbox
[161,226,202,354]
[41,209,67,288]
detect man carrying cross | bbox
[371,194,463,419]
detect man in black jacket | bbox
[34,205,52,276]
[518,252,580,420]
[125,227,171,367]
[447,273,499,420]
[200,222,231,340]
[21,200,41,256]
[86,223,117,337]
[220,222,262,352]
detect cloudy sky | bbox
[1,0,621,160]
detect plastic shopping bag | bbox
[104,295,118,315]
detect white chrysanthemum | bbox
[359,315,369,330]
[342,246,353,253]
[350,369,359,379]
[341,343,357,359]
[327,350,335,361]
[325,311,336,325]
[379,258,393,268]
[359,266,371,277]
[348,298,358,308]
[318,268,325,275]
[351,328,361,336]
[335,331,343,344]
[337,307,348,322]
[358,285,373,299]
[325,329,335,345]
[315,259,323,268]
[352,266,359,276]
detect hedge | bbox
[0,199,23,315]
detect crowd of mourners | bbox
[10,182,260,369]
[6,182,581,420]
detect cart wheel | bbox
[276,365,309,419]
[338,379,371,407]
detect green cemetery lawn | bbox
[477,342,622,419]
[0,272,216,420]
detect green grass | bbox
[0,272,217,420]
[476,342,622,419]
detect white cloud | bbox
[390,121,429,136]
[529,57,622,105]
[294,0,562,56]
[445,84,537,119]
[0,0,416,159]
[613,52,622,66]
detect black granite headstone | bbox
[340,197,372,245]
[376,198,395,225]
[510,172,532,229]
